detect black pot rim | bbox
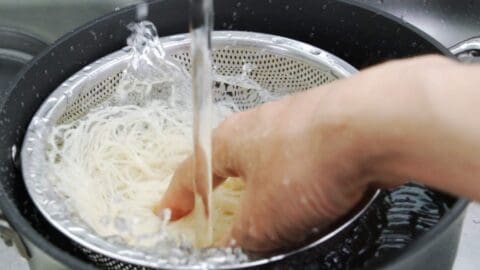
[0,1,468,269]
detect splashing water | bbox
[45,20,257,267]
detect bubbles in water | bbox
[123,21,186,87]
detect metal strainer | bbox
[21,31,375,269]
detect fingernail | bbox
[153,203,188,221]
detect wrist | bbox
[325,60,429,188]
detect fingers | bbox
[154,157,195,220]
[154,112,244,220]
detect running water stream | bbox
[189,0,214,247]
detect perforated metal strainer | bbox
[21,31,377,269]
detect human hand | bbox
[156,55,480,253]
[155,72,379,253]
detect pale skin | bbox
[155,55,480,253]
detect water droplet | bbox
[236,2,241,7]
[70,45,75,51]
[89,30,97,40]
[309,48,321,55]
[300,196,307,204]
[272,37,286,44]
[10,145,17,166]
[114,6,120,11]
[136,2,149,20]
